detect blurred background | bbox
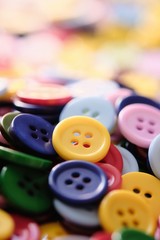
[0,0,159,99]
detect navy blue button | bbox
[48,160,108,205]
[9,113,56,156]
[117,95,160,113]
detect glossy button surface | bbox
[40,222,68,239]
[0,165,52,214]
[118,103,160,148]
[49,160,107,205]
[98,189,156,235]
[59,96,117,133]
[148,134,160,178]
[122,172,160,219]
[112,228,155,240]
[9,113,55,156]
[52,116,111,162]
[0,209,15,240]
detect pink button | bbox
[118,103,160,148]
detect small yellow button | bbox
[122,172,160,219]
[52,116,111,162]
[0,209,15,240]
[40,221,68,239]
[98,189,156,235]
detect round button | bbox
[148,134,160,179]
[118,103,160,148]
[9,113,56,156]
[122,172,160,219]
[112,228,155,240]
[49,160,107,205]
[98,189,156,235]
[53,198,100,227]
[59,96,117,133]
[0,209,15,240]
[115,146,139,174]
[96,163,122,192]
[16,83,72,106]
[90,231,112,240]
[0,165,52,214]
[40,222,68,239]
[0,146,52,170]
[52,116,111,162]
[54,236,90,240]
[10,214,40,240]
[101,144,123,173]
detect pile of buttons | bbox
[0,76,159,240]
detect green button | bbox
[112,228,155,240]
[0,165,52,214]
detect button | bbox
[11,214,40,240]
[0,146,52,170]
[90,231,112,240]
[96,163,122,192]
[53,198,100,227]
[148,134,160,178]
[54,236,90,240]
[115,146,139,174]
[0,209,15,240]
[117,95,160,114]
[16,83,72,106]
[122,172,160,219]
[59,96,117,133]
[0,165,52,214]
[9,113,56,156]
[98,189,156,235]
[118,103,160,148]
[49,160,107,205]
[52,116,111,162]
[101,144,123,172]
[112,228,155,240]
[40,222,68,239]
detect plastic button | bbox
[122,172,160,219]
[112,228,155,240]
[118,103,160,148]
[52,116,111,162]
[98,189,156,235]
[9,113,56,156]
[0,209,15,240]
[49,160,107,205]
[90,231,112,240]
[40,222,68,239]
[59,96,117,133]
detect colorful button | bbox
[96,163,122,192]
[54,198,100,227]
[101,144,123,173]
[54,236,90,240]
[118,103,160,148]
[16,83,72,106]
[112,228,155,240]
[90,231,112,240]
[98,189,156,235]
[115,146,139,174]
[0,209,15,240]
[9,113,56,156]
[0,165,52,214]
[49,160,107,205]
[148,134,160,179]
[122,172,160,219]
[52,116,111,162]
[40,222,68,239]
[59,96,117,133]
[0,146,52,169]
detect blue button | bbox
[49,160,108,205]
[9,113,56,156]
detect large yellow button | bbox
[98,189,156,235]
[40,221,68,239]
[0,209,15,239]
[52,116,111,162]
[122,172,160,219]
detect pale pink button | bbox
[118,103,160,148]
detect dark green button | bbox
[112,228,155,240]
[0,165,52,214]
[0,146,53,170]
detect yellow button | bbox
[40,221,68,239]
[0,209,15,239]
[98,189,156,235]
[52,116,111,162]
[122,172,160,219]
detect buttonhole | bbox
[76,184,84,190]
